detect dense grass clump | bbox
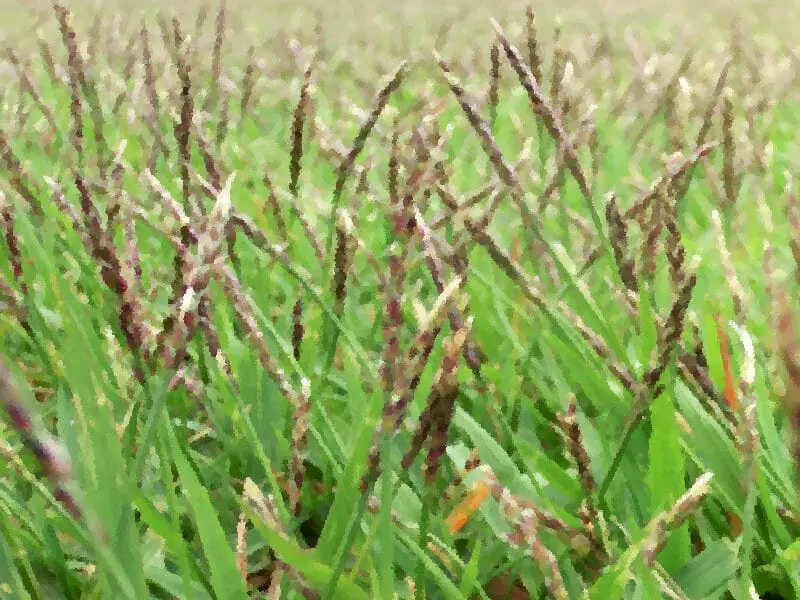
[2,2,800,599]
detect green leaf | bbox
[243,492,369,600]
[397,528,468,600]
[0,512,33,600]
[14,211,150,599]
[452,407,535,499]
[672,540,738,599]
[377,453,395,600]
[458,538,482,596]
[673,382,741,508]
[646,378,689,572]
[166,423,247,600]
[144,565,213,600]
[41,517,77,599]
[315,373,382,561]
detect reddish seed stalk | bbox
[332,210,353,321]
[414,208,484,377]
[664,208,685,290]
[0,195,27,298]
[488,42,500,129]
[492,19,592,203]
[140,22,161,119]
[260,170,288,240]
[360,288,455,493]
[53,2,108,176]
[630,50,696,148]
[86,13,103,64]
[0,127,41,214]
[209,0,226,110]
[674,60,731,203]
[327,60,407,258]
[604,193,638,293]
[525,5,543,86]
[240,45,257,116]
[560,394,595,494]
[435,51,543,262]
[54,169,145,367]
[0,357,83,521]
[580,143,717,275]
[640,187,665,284]
[36,33,59,87]
[401,323,468,481]
[216,92,231,147]
[721,90,739,206]
[5,48,58,135]
[289,57,314,198]
[291,294,304,362]
[111,30,139,116]
[173,19,193,206]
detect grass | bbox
[0,1,799,598]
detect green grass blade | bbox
[166,421,248,600]
[243,495,370,600]
[646,374,689,572]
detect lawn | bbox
[0,1,799,599]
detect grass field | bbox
[0,1,800,599]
